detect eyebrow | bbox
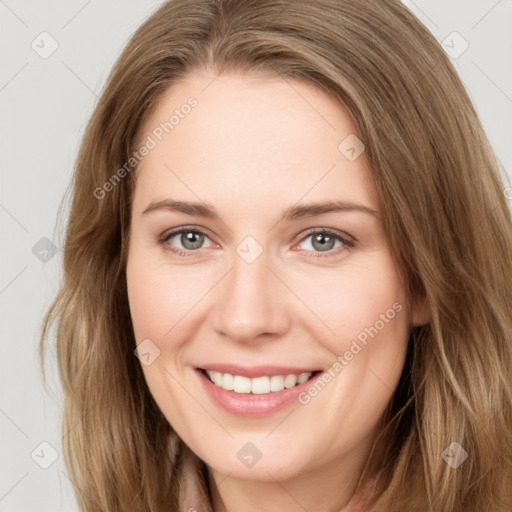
[142,199,379,221]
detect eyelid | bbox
[294,227,356,246]
[158,225,215,247]
[157,225,355,257]
[292,228,355,258]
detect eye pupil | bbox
[312,233,335,252]
[181,231,204,250]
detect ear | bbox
[410,294,431,327]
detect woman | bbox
[40,0,512,510]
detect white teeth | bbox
[297,372,310,384]
[206,370,313,394]
[270,375,284,392]
[212,371,223,387]
[222,372,234,391]
[251,376,270,394]
[233,375,252,393]
[284,374,297,388]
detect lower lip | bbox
[195,368,319,418]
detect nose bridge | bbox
[211,243,288,342]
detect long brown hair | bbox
[39,0,512,510]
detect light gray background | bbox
[1,1,511,510]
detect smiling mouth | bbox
[199,368,322,394]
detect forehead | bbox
[133,72,379,216]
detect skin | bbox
[126,71,430,512]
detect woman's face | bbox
[126,71,429,483]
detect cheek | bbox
[126,269,168,343]
[126,248,200,422]
[126,245,215,349]
[290,254,411,413]
[289,260,410,447]
[126,242,168,345]
[290,255,408,346]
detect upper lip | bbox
[197,364,322,378]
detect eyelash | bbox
[157,226,356,259]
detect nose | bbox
[210,249,291,344]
